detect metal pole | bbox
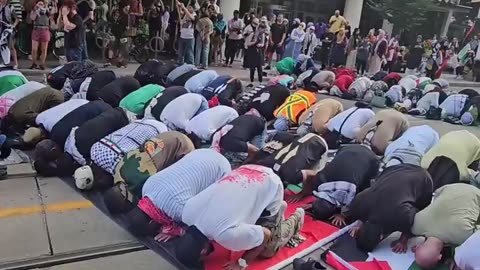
[102,24,106,64]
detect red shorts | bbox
[32,29,51,43]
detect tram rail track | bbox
[0,242,146,270]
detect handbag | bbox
[370,89,386,108]
[425,106,442,120]
[371,95,386,108]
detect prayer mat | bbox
[330,232,450,270]
[0,149,29,166]
[204,193,351,270]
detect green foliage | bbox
[366,0,435,31]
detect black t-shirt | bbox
[74,107,129,159]
[77,1,92,20]
[270,23,286,44]
[253,132,296,162]
[249,85,290,121]
[316,145,380,191]
[219,115,265,152]
[255,133,327,185]
[97,76,141,107]
[64,14,85,49]
[150,86,188,120]
[348,164,433,234]
[50,100,112,147]
[86,70,117,101]
[171,70,202,86]
[111,14,129,38]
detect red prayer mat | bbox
[326,252,393,270]
[204,196,340,270]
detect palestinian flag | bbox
[327,232,450,270]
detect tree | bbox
[366,0,435,31]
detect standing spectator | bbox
[244,18,265,88]
[211,13,225,65]
[356,36,370,75]
[147,0,163,40]
[346,28,360,68]
[161,4,170,39]
[176,0,196,65]
[30,0,50,70]
[427,39,443,79]
[288,18,300,36]
[329,10,346,34]
[303,25,318,57]
[243,10,255,27]
[0,0,19,68]
[344,21,351,38]
[449,37,459,53]
[76,0,94,60]
[195,10,213,69]
[107,3,129,67]
[406,35,424,75]
[368,29,387,74]
[285,22,305,60]
[329,28,347,67]
[207,0,219,15]
[385,34,399,72]
[265,14,286,70]
[314,18,327,42]
[224,10,242,67]
[128,0,143,37]
[9,0,21,22]
[60,0,84,61]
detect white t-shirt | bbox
[327,107,375,140]
[184,70,219,93]
[35,99,89,132]
[180,12,196,39]
[160,93,207,131]
[186,105,238,141]
[439,94,469,118]
[182,165,284,251]
[0,81,45,102]
[455,231,480,270]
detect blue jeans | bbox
[273,116,291,132]
[193,97,209,116]
[250,125,267,149]
[66,44,84,62]
[195,33,210,68]
[178,38,194,65]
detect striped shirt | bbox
[91,119,168,175]
[142,149,231,221]
[9,0,22,22]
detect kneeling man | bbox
[177,164,305,268]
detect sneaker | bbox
[39,65,45,70]
[29,64,37,69]
[265,65,271,70]
[246,83,254,88]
